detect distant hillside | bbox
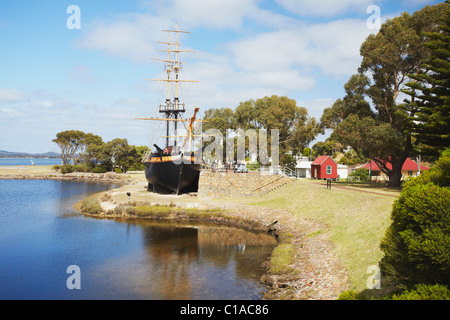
[0,150,61,159]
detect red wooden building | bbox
[357,158,429,181]
[311,156,338,180]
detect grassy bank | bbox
[230,179,399,292]
[79,197,269,232]
[0,165,55,176]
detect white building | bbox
[295,156,312,178]
[337,164,348,179]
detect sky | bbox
[0,0,443,154]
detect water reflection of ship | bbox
[140,223,276,299]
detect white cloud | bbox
[0,89,29,104]
[183,52,236,84]
[158,0,256,30]
[178,49,316,109]
[228,19,375,78]
[228,30,301,72]
[304,19,375,75]
[239,70,316,91]
[75,13,171,63]
[276,0,375,17]
[298,97,335,119]
[74,0,302,64]
[0,107,23,118]
[75,14,374,111]
[0,88,154,152]
[69,64,96,85]
[139,0,300,30]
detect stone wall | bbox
[198,170,292,197]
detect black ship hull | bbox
[144,152,201,194]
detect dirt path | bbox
[312,181,400,198]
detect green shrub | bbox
[73,164,90,172]
[60,164,74,174]
[60,164,93,173]
[129,162,145,171]
[391,284,450,300]
[135,205,171,217]
[338,284,450,300]
[337,290,360,300]
[412,155,450,187]
[349,168,369,181]
[80,198,103,215]
[91,165,109,173]
[379,155,450,287]
[52,165,61,170]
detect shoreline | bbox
[0,169,131,185]
[1,167,352,300]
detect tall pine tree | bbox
[403,1,450,157]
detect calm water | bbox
[0,180,276,300]
[0,158,63,166]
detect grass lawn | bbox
[0,165,56,175]
[225,178,400,291]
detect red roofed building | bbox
[357,158,429,182]
[311,155,338,180]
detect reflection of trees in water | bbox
[198,226,277,246]
[144,226,200,262]
[57,181,109,216]
[143,225,199,299]
[140,222,276,299]
[197,226,277,280]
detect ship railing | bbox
[159,102,186,113]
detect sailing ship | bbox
[136,24,203,194]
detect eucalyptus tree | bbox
[321,3,447,186]
[52,130,86,165]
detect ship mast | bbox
[148,23,198,148]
